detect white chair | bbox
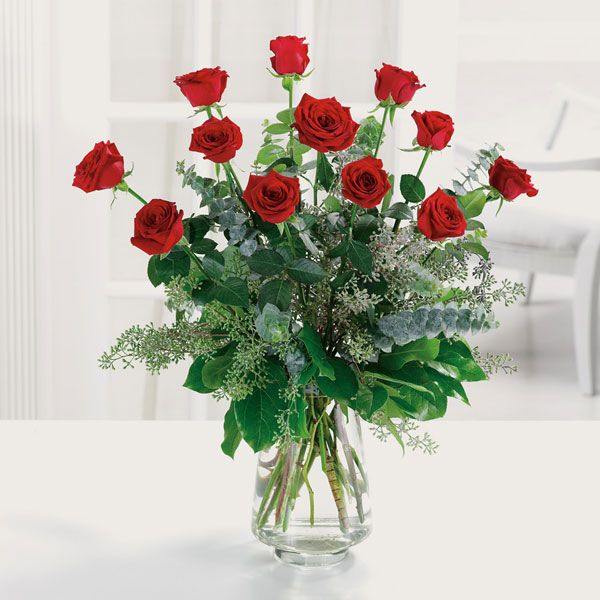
[456,86,600,395]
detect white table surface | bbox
[1,421,598,599]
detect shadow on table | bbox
[0,517,370,600]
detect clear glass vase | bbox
[251,393,372,568]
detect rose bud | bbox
[269,35,310,75]
[242,171,300,224]
[173,67,228,107]
[341,156,391,209]
[417,188,467,241]
[411,110,454,151]
[72,141,124,193]
[374,64,424,106]
[293,94,359,153]
[130,199,184,255]
[488,156,538,201]
[190,116,243,163]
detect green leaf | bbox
[202,251,225,280]
[316,358,358,401]
[298,325,335,380]
[247,249,285,275]
[324,195,342,212]
[382,202,412,221]
[276,108,294,125]
[353,214,380,243]
[148,248,190,286]
[191,238,218,254]
[424,366,469,404]
[183,355,214,393]
[264,123,291,135]
[435,338,487,382]
[461,241,489,260]
[378,338,440,371]
[400,174,426,203]
[234,361,287,452]
[221,404,242,458]
[381,173,395,212]
[287,258,327,284]
[257,278,292,311]
[316,152,334,192]
[187,215,211,246]
[457,189,486,219]
[201,346,236,389]
[288,390,310,440]
[297,362,318,385]
[466,219,485,231]
[255,303,290,343]
[349,384,387,419]
[256,144,286,165]
[328,239,349,258]
[212,277,249,308]
[192,280,216,306]
[330,271,353,290]
[347,239,373,274]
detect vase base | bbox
[274,548,348,569]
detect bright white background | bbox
[2,0,600,419]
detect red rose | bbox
[417,188,466,241]
[411,110,454,151]
[242,171,300,224]
[374,64,424,105]
[174,67,228,107]
[130,199,184,255]
[189,116,243,163]
[72,141,124,193]
[341,156,391,209]
[488,156,538,201]
[270,35,310,75]
[293,94,359,153]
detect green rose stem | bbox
[393,146,432,233]
[373,104,390,158]
[115,181,147,205]
[286,77,295,161]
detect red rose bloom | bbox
[293,94,359,153]
[488,156,538,201]
[411,110,454,151]
[174,67,228,107]
[72,141,124,193]
[242,171,300,224]
[130,199,184,255]
[374,64,424,105]
[269,35,310,75]
[341,156,391,209]
[189,116,243,163]
[417,188,466,242]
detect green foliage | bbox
[287,258,327,284]
[234,360,287,452]
[257,278,293,311]
[378,338,440,371]
[221,404,242,458]
[298,325,334,380]
[316,152,335,192]
[247,249,285,275]
[400,174,425,203]
[148,248,191,287]
[105,106,520,459]
[315,358,358,401]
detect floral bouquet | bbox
[73,35,537,567]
